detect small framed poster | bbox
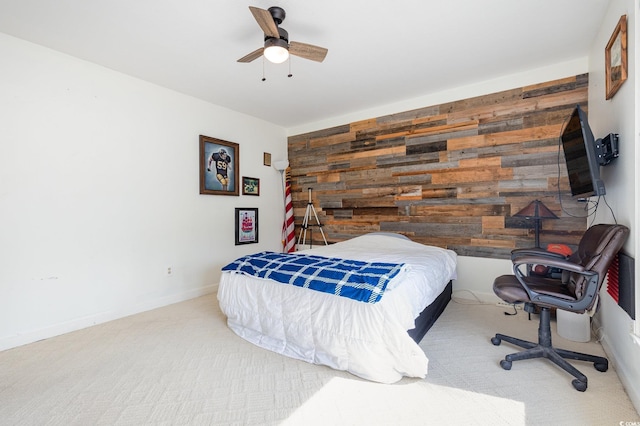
[242,176,260,196]
[235,208,258,245]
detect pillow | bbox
[366,232,410,240]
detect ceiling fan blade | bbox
[289,41,328,62]
[249,6,279,38]
[237,47,264,63]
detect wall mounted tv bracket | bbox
[595,133,619,166]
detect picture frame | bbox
[242,176,260,196]
[235,208,258,245]
[605,15,627,100]
[199,135,239,196]
[263,152,271,167]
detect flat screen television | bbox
[560,105,606,198]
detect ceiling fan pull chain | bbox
[262,56,266,82]
[288,57,292,78]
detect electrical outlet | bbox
[167,267,172,276]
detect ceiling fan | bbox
[237,6,328,64]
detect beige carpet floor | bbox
[1,292,638,425]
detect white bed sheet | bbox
[217,233,457,383]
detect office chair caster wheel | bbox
[491,336,501,345]
[500,359,512,370]
[572,379,587,392]
[594,361,608,372]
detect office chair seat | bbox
[493,274,577,304]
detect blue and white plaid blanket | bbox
[222,251,405,303]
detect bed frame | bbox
[407,280,452,343]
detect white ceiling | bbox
[0,0,610,129]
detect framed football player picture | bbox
[199,135,239,196]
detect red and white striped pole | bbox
[282,167,296,253]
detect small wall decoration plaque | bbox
[605,15,627,100]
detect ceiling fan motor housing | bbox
[268,6,286,25]
[264,27,289,44]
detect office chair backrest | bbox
[565,224,629,307]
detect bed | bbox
[217,233,457,383]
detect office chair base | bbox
[491,307,608,392]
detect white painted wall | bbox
[587,0,640,412]
[0,33,287,350]
[453,257,514,303]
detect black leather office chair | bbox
[491,224,629,391]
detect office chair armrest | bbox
[511,248,568,262]
[513,256,586,274]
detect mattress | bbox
[217,233,457,383]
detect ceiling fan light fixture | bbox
[264,38,289,63]
[238,6,327,65]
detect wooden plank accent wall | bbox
[287,74,590,259]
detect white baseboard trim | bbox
[593,316,640,415]
[0,284,217,352]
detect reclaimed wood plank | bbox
[482,215,505,230]
[350,118,377,132]
[430,167,512,185]
[376,105,440,124]
[448,124,562,151]
[290,124,350,142]
[328,145,405,162]
[309,131,355,148]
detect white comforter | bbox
[217,233,457,383]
